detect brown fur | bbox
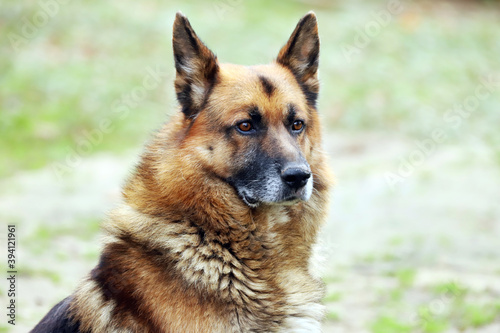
[32,11,332,333]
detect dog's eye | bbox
[292,120,304,132]
[237,121,253,133]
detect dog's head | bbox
[172,12,321,208]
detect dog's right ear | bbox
[173,12,219,118]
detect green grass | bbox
[325,311,340,321]
[414,291,500,331]
[358,253,377,263]
[459,303,499,328]
[396,268,416,288]
[371,279,499,332]
[420,318,449,333]
[381,252,399,262]
[19,266,62,283]
[24,218,101,254]
[371,315,412,333]
[388,236,404,246]
[389,288,403,302]
[384,268,417,288]
[324,291,342,302]
[431,281,467,298]
[322,275,343,284]
[416,306,449,333]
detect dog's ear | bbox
[173,12,219,118]
[277,12,319,108]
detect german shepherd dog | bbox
[32,11,331,333]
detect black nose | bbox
[281,168,311,190]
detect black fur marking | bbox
[249,107,263,126]
[225,106,264,136]
[298,81,318,109]
[287,104,297,125]
[174,53,186,74]
[30,296,83,333]
[91,242,164,333]
[199,63,219,114]
[176,82,194,117]
[258,75,275,97]
[181,17,200,53]
[279,65,318,109]
[307,39,320,69]
[293,71,318,109]
[285,17,307,59]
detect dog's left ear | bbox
[277,12,319,108]
[173,12,219,118]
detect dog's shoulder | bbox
[30,296,82,333]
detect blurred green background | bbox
[1,0,499,332]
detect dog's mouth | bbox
[241,193,259,208]
[282,194,302,203]
[279,189,310,206]
[239,188,309,208]
[233,174,313,208]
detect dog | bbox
[32,11,331,333]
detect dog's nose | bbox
[281,167,311,190]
